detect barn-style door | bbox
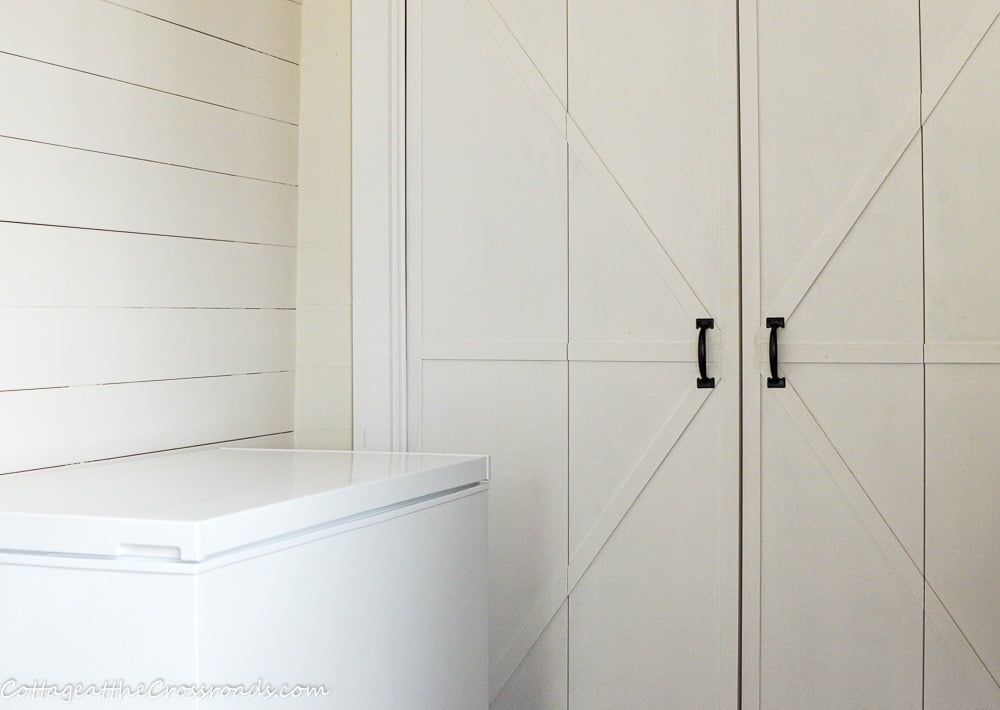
[742,1,1000,707]
[407,0,739,706]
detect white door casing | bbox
[352,0,408,453]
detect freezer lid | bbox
[0,448,488,562]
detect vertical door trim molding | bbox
[352,0,408,451]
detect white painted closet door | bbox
[741,2,925,708]
[409,0,739,707]
[407,1,571,707]
[922,2,1000,706]
[567,1,739,708]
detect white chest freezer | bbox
[0,448,489,709]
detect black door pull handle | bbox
[767,317,785,388]
[696,319,715,389]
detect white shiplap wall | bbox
[0,0,301,474]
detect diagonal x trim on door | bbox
[464,0,712,327]
[567,118,712,322]
[488,383,714,701]
[925,585,1000,705]
[769,384,925,599]
[922,0,1000,122]
[455,1,722,701]
[568,384,713,590]
[465,0,567,136]
[767,0,1000,321]
[771,382,1000,695]
[488,567,569,701]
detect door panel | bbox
[568,0,739,706]
[569,363,696,549]
[923,8,1000,346]
[570,386,725,708]
[489,0,567,105]
[783,146,924,346]
[925,368,1000,707]
[414,0,738,706]
[759,367,923,709]
[491,604,569,710]
[925,599,1000,710]
[743,2,925,707]
[756,1,922,324]
[420,360,569,682]
[408,0,569,702]
[567,155,691,348]
[920,0,983,80]
[923,5,1000,706]
[418,0,567,347]
[569,0,726,313]
[788,365,925,560]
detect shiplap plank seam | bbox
[0,49,297,127]
[1,372,294,393]
[1,431,296,477]
[0,372,295,474]
[100,0,300,65]
[0,1,299,123]
[0,308,295,389]
[0,140,297,245]
[1,50,297,182]
[1,134,297,187]
[0,220,297,249]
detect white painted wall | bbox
[0,0,301,474]
[295,0,354,450]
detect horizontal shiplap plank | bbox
[0,53,297,183]
[108,0,302,63]
[0,0,299,123]
[0,223,294,308]
[0,139,296,244]
[0,372,295,474]
[0,309,294,391]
